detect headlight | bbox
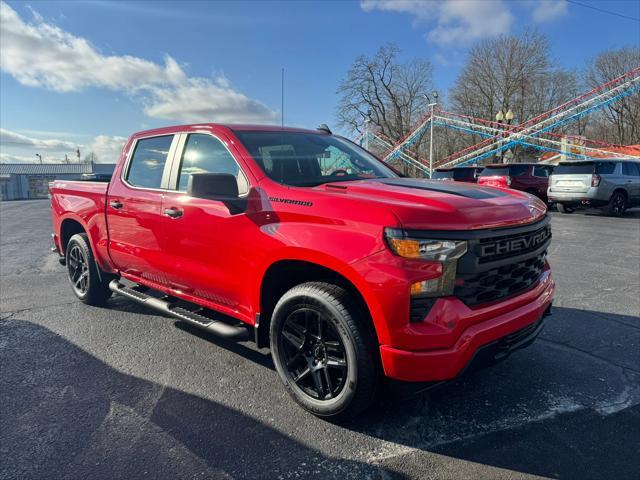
[384,228,467,261]
[384,228,467,297]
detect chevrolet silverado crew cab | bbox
[50,124,554,419]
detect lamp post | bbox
[494,109,514,163]
[424,90,438,178]
[35,153,42,164]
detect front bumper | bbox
[379,270,554,382]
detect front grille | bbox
[454,251,546,306]
[476,224,551,264]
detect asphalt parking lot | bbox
[1,200,639,480]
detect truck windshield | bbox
[234,131,397,186]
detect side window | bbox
[596,162,616,175]
[126,135,174,189]
[177,134,249,194]
[533,166,550,178]
[622,162,640,176]
[510,164,529,177]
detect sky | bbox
[1,0,639,164]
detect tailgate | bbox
[549,174,591,193]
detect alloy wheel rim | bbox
[279,307,348,401]
[613,195,624,214]
[67,245,89,295]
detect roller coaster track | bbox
[379,67,640,169]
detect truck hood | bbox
[317,178,547,230]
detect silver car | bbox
[548,160,640,216]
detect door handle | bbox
[109,200,123,209]
[163,207,183,218]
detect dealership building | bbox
[0,163,116,200]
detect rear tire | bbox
[66,233,112,305]
[556,203,574,214]
[269,282,379,420]
[604,191,626,217]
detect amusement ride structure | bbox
[358,67,640,176]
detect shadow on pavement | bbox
[346,306,640,479]
[0,319,403,480]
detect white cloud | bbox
[0,128,76,150]
[89,135,127,163]
[531,0,568,23]
[361,0,513,45]
[0,128,126,164]
[0,1,277,124]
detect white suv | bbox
[548,160,640,216]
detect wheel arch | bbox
[60,217,87,254]
[256,259,378,349]
[611,187,628,200]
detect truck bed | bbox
[50,180,110,269]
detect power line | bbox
[566,0,640,22]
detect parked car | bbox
[477,163,554,201]
[548,159,640,216]
[50,124,554,419]
[432,166,484,183]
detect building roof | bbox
[539,144,640,162]
[0,163,113,175]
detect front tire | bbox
[604,192,626,217]
[270,282,379,420]
[66,233,112,305]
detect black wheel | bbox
[556,203,574,214]
[66,233,112,305]
[604,191,627,217]
[270,282,379,419]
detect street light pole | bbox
[429,102,435,178]
[425,90,438,178]
[35,153,42,164]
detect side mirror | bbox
[187,173,246,213]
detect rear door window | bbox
[595,162,616,175]
[509,165,529,176]
[533,166,551,178]
[622,162,640,176]
[126,135,174,189]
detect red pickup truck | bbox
[50,124,554,419]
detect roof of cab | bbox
[132,123,328,138]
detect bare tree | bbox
[450,32,578,123]
[584,47,640,145]
[448,31,579,160]
[337,44,435,142]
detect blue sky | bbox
[1,0,639,163]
